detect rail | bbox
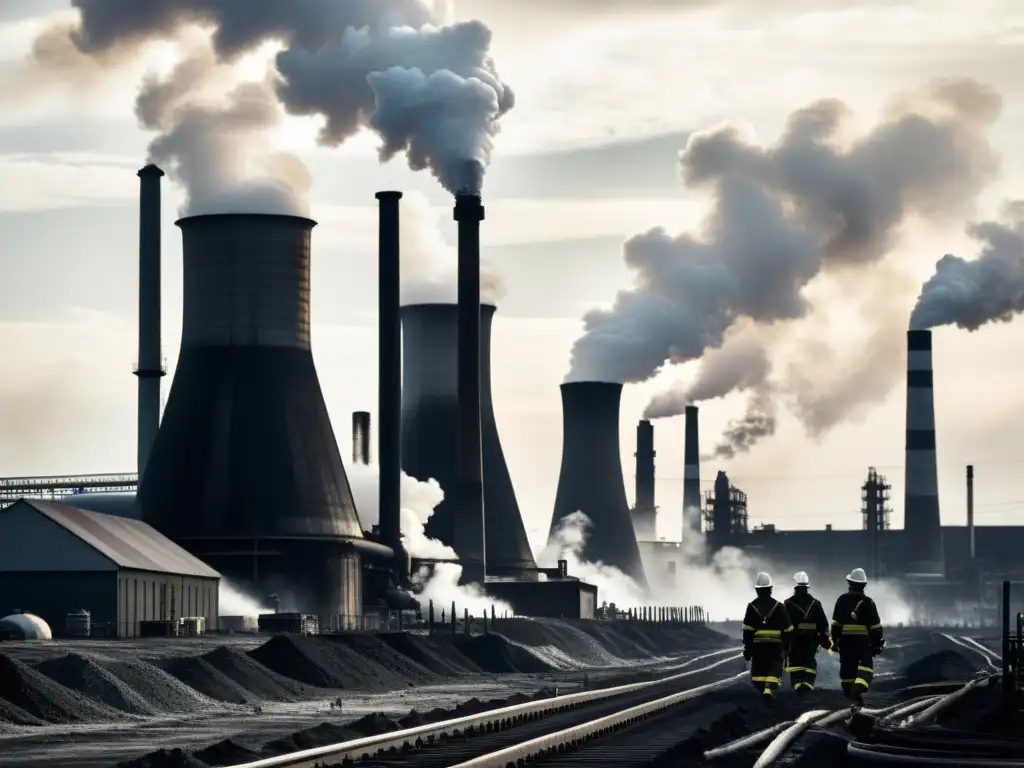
[940,633,1002,672]
[229,649,742,768]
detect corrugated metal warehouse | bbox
[0,499,219,638]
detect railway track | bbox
[231,649,744,768]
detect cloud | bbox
[0,152,138,211]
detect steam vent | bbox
[138,213,386,622]
[548,382,647,586]
[904,329,944,576]
[401,303,537,576]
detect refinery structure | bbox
[1,163,1022,631]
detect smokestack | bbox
[376,191,403,567]
[632,420,656,541]
[683,405,701,536]
[548,382,647,586]
[967,464,975,560]
[401,303,537,575]
[904,329,944,576]
[453,193,486,585]
[352,411,371,465]
[138,213,382,620]
[135,164,166,488]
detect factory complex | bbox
[0,164,1019,637]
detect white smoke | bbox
[218,579,272,616]
[399,190,507,305]
[345,461,512,615]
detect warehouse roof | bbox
[10,499,220,579]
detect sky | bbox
[0,0,1023,555]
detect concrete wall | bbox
[117,570,219,638]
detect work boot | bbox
[851,690,864,707]
[763,690,774,707]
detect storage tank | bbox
[64,609,91,638]
[0,612,52,641]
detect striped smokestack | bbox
[683,405,702,536]
[904,329,944,576]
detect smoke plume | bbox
[706,388,776,460]
[399,191,506,305]
[28,1,512,210]
[345,461,512,614]
[910,202,1024,331]
[219,579,272,616]
[565,79,1002,412]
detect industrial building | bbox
[0,499,220,638]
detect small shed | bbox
[0,499,220,638]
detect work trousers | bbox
[785,638,819,692]
[750,645,785,697]
[838,642,874,699]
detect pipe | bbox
[683,405,701,536]
[135,164,166,486]
[904,329,944,576]
[905,674,996,727]
[752,709,842,768]
[376,192,404,568]
[967,465,975,560]
[453,193,486,585]
[352,411,371,465]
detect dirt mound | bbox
[455,633,555,673]
[322,633,438,685]
[0,653,120,723]
[193,739,262,766]
[36,653,157,715]
[378,632,483,675]
[0,695,46,726]
[903,650,978,687]
[116,748,207,768]
[162,656,259,704]
[201,645,314,701]
[101,657,216,713]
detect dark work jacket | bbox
[784,589,830,646]
[830,589,884,651]
[742,595,794,655]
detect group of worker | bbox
[741,567,884,706]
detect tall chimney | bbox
[352,411,371,465]
[683,405,702,536]
[376,192,403,570]
[632,420,656,541]
[967,464,975,560]
[904,329,944,576]
[135,164,166,485]
[453,193,486,585]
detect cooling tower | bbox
[400,303,537,576]
[683,405,702,536]
[631,420,657,541]
[548,382,647,586]
[138,213,387,620]
[454,193,486,584]
[352,411,371,465]
[904,329,944,576]
[135,164,166,486]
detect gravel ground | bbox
[0,621,727,767]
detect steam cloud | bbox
[399,191,507,305]
[568,79,1000,450]
[219,579,272,616]
[345,462,512,615]
[28,0,512,213]
[910,202,1024,331]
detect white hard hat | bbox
[754,572,773,589]
[846,567,868,584]
[793,571,810,586]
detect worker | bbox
[830,567,885,704]
[783,571,832,693]
[742,572,794,705]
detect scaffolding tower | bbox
[703,470,749,537]
[862,466,892,580]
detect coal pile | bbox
[201,645,313,701]
[192,740,262,766]
[0,653,121,723]
[36,652,157,715]
[101,657,218,713]
[378,631,483,675]
[117,748,207,768]
[455,633,554,673]
[322,633,438,685]
[902,650,978,687]
[161,656,261,704]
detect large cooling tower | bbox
[138,213,388,620]
[548,382,647,586]
[401,303,537,575]
[683,405,702,536]
[904,329,944,576]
